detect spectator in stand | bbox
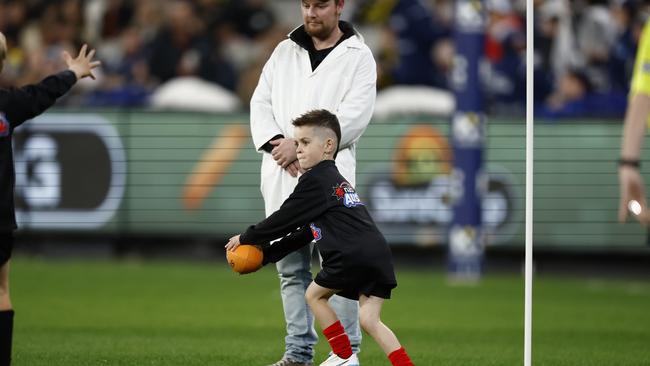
[220,0,277,40]
[536,68,627,119]
[352,0,451,89]
[99,0,134,40]
[609,0,646,92]
[484,0,526,113]
[146,0,237,91]
[88,25,152,107]
[210,0,285,104]
[534,0,580,105]
[574,0,618,92]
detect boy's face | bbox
[295,125,334,170]
[301,0,343,40]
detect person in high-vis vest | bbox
[619,15,650,225]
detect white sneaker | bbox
[318,353,360,366]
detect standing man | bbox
[249,1,376,365]
[0,33,100,365]
[619,12,650,225]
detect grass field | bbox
[9,257,650,365]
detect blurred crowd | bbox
[354,0,526,115]
[0,0,287,107]
[0,0,530,115]
[535,0,650,119]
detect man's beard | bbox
[304,21,336,40]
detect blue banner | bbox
[449,0,486,281]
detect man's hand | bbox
[286,160,303,177]
[63,44,101,80]
[270,138,302,177]
[618,166,650,225]
[225,234,241,251]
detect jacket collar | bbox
[288,21,364,51]
[288,21,364,76]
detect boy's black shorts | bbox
[0,232,13,266]
[314,268,396,301]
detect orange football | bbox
[226,245,263,274]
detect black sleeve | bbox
[240,173,327,245]
[260,134,284,153]
[2,70,77,129]
[262,225,313,265]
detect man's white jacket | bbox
[250,28,377,217]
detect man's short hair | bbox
[292,109,342,157]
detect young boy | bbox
[225,110,414,366]
[0,32,100,365]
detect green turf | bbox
[8,257,650,365]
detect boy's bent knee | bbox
[359,311,378,333]
[304,286,318,304]
[304,291,314,304]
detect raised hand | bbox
[63,44,101,80]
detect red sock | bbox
[388,347,414,366]
[323,320,352,359]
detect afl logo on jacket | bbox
[0,113,9,137]
[331,181,364,208]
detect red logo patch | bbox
[332,182,352,200]
[331,181,364,207]
[0,113,9,137]
[310,223,322,241]
[333,186,345,199]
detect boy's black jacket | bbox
[240,159,396,291]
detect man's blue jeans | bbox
[276,242,361,363]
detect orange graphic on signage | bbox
[182,124,248,210]
[392,125,452,186]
